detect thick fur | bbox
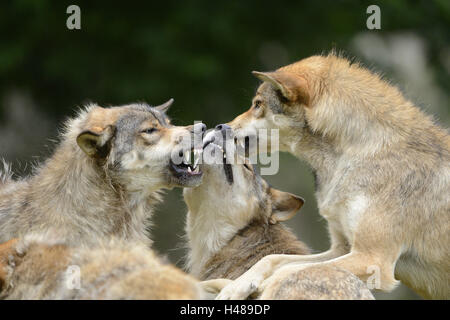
[0,102,198,247]
[184,148,374,300]
[218,53,450,299]
[200,220,309,281]
[0,235,202,299]
[260,265,374,300]
[0,161,12,187]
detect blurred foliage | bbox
[1,0,448,125]
[0,0,448,299]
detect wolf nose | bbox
[215,124,231,132]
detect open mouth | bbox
[169,148,203,186]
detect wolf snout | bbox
[215,123,234,143]
[215,123,231,132]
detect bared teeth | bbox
[183,151,190,164]
[193,166,200,174]
[193,149,201,169]
[188,166,192,173]
[193,158,200,169]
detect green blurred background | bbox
[1,0,448,299]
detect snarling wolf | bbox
[183,133,374,299]
[0,236,203,299]
[216,54,450,299]
[0,100,204,246]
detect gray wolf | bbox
[216,54,450,299]
[0,236,202,299]
[0,100,204,247]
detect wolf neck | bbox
[287,95,441,193]
[26,140,156,246]
[185,189,255,277]
[192,218,310,281]
[305,74,437,155]
[283,126,339,191]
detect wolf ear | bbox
[77,125,115,158]
[154,98,174,114]
[252,71,310,106]
[269,188,304,224]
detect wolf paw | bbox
[215,277,261,300]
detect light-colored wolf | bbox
[184,134,374,299]
[0,236,202,299]
[0,100,204,247]
[216,54,450,299]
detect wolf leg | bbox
[215,223,349,300]
[215,247,346,300]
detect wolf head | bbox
[222,56,324,154]
[72,100,205,190]
[222,54,400,154]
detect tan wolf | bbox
[0,236,203,299]
[0,100,205,246]
[215,54,450,299]
[184,133,374,299]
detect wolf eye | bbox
[142,128,158,134]
[243,163,252,171]
[254,100,262,109]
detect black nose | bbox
[215,124,231,132]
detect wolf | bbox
[0,128,371,300]
[183,133,374,299]
[0,235,203,299]
[216,54,450,299]
[0,100,205,247]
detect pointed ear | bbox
[269,188,304,224]
[154,98,174,113]
[76,125,115,158]
[252,70,310,106]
